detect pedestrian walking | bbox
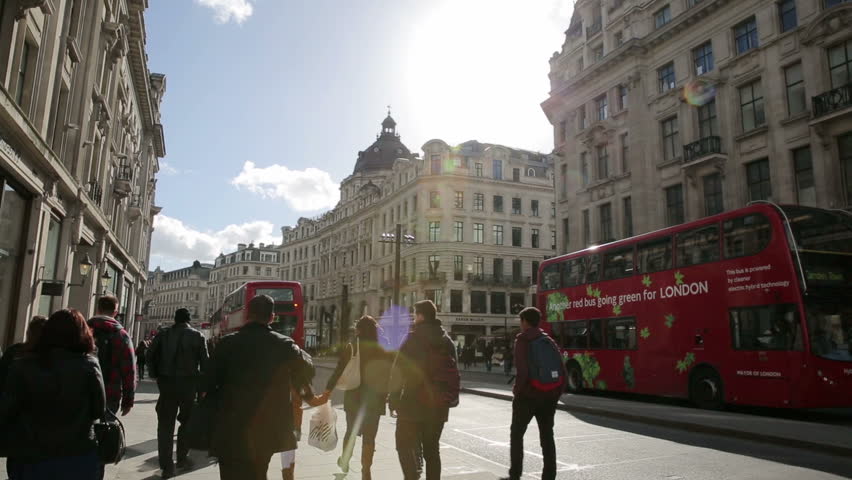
[462,345,472,370]
[0,316,47,397]
[324,315,390,480]
[87,295,136,416]
[146,308,209,478]
[500,307,566,480]
[484,342,494,373]
[503,347,513,376]
[203,295,312,480]
[0,309,106,480]
[391,300,460,480]
[135,339,148,380]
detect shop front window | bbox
[0,178,30,346]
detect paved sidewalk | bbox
[460,380,852,457]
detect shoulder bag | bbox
[334,340,361,391]
[94,408,126,464]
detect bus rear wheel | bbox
[689,367,724,410]
[565,361,584,394]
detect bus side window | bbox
[677,224,720,267]
[589,319,604,348]
[562,257,585,287]
[606,317,637,350]
[562,321,588,349]
[541,263,561,291]
[730,305,800,350]
[723,214,771,259]
[603,247,635,280]
[585,254,601,284]
[637,237,673,273]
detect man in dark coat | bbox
[204,295,312,480]
[501,307,566,480]
[392,300,459,480]
[147,308,209,478]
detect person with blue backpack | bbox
[501,307,566,480]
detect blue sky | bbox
[148,0,573,271]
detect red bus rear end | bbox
[212,281,305,347]
[537,203,851,409]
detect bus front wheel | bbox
[689,367,724,410]
[565,361,584,394]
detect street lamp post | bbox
[379,223,415,346]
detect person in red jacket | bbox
[501,307,566,480]
[88,295,136,416]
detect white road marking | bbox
[451,428,574,467]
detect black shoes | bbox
[176,456,194,470]
[161,467,175,479]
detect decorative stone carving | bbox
[15,0,52,20]
[802,4,852,45]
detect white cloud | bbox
[195,0,254,24]
[150,214,277,270]
[231,161,340,212]
[159,161,179,176]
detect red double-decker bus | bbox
[212,281,305,347]
[537,203,851,409]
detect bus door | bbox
[727,304,800,407]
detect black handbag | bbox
[94,409,126,464]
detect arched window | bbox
[527,168,536,177]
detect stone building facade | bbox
[279,115,555,348]
[206,243,281,320]
[141,261,211,335]
[0,0,165,346]
[542,0,852,256]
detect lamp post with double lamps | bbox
[378,223,415,347]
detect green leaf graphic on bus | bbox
[640,327,650,339]
[586,285,594,297]
[572,352,601,388]
[546,292,570,324]
[623,356,635,389]
[674,271,685,285]
[675,352,696,374]
[664,314,676,328]
[595,380,608,390]
[642,275,652,287]
[613,304,622,316]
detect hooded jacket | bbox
[88,315,136,410]
[146,322,209,378]
[392,321,457,423]
[512,327,566,402]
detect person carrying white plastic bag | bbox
[308,402,338,452]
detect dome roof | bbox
[353,115,414,174]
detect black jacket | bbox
[203,322,310,458]
[392,321,456,423]
[326,339,390,416]
[0,342,26,398]
[0,349,105,461]
[147,323,209,379]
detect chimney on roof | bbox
[259,243,265,248]
[237,243,246,250]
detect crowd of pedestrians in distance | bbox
[0,294,566,480]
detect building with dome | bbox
[278,115,556,349]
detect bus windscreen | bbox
[783,207,852,288]
[255,288,295,302]
[271,314,298,338]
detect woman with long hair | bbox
[324,315,390,480]
[0,309,106,480]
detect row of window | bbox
[427,221,545,247]
[542,212,772,291]
[430,191,545,216]
[550,303,801,352]
[429,155,541,182]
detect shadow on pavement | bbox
[570,410,852,478]
[124,438,158,460]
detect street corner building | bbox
[542,0,852,255]
[0,0,166,347]
[143,261,213,337]
[278,114,556,349]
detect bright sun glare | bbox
[404,0,573,151]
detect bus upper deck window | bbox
[541,264,560,291]
[723,214,771,258]
[677,224,720,267]
[637,237,673,273]
[585,254,601,284]
[562,258,585,287]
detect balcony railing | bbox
[812,83,852,119]
[128,194,143,219]
[586,20,602,38]
[467,274,532,288]
[418,271,447,284]
[114,162,133,197]
[86,181,103,206]
[683,136,722,163]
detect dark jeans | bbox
[396,418,444,480]
[341,408,380,463]
[509,396,557,480]
[485,358,493,372]
[7,450,103,480]
[218,454,271,480]
[156,377,197,470]
[137,362,145,379]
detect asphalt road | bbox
[316,366,852,480]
